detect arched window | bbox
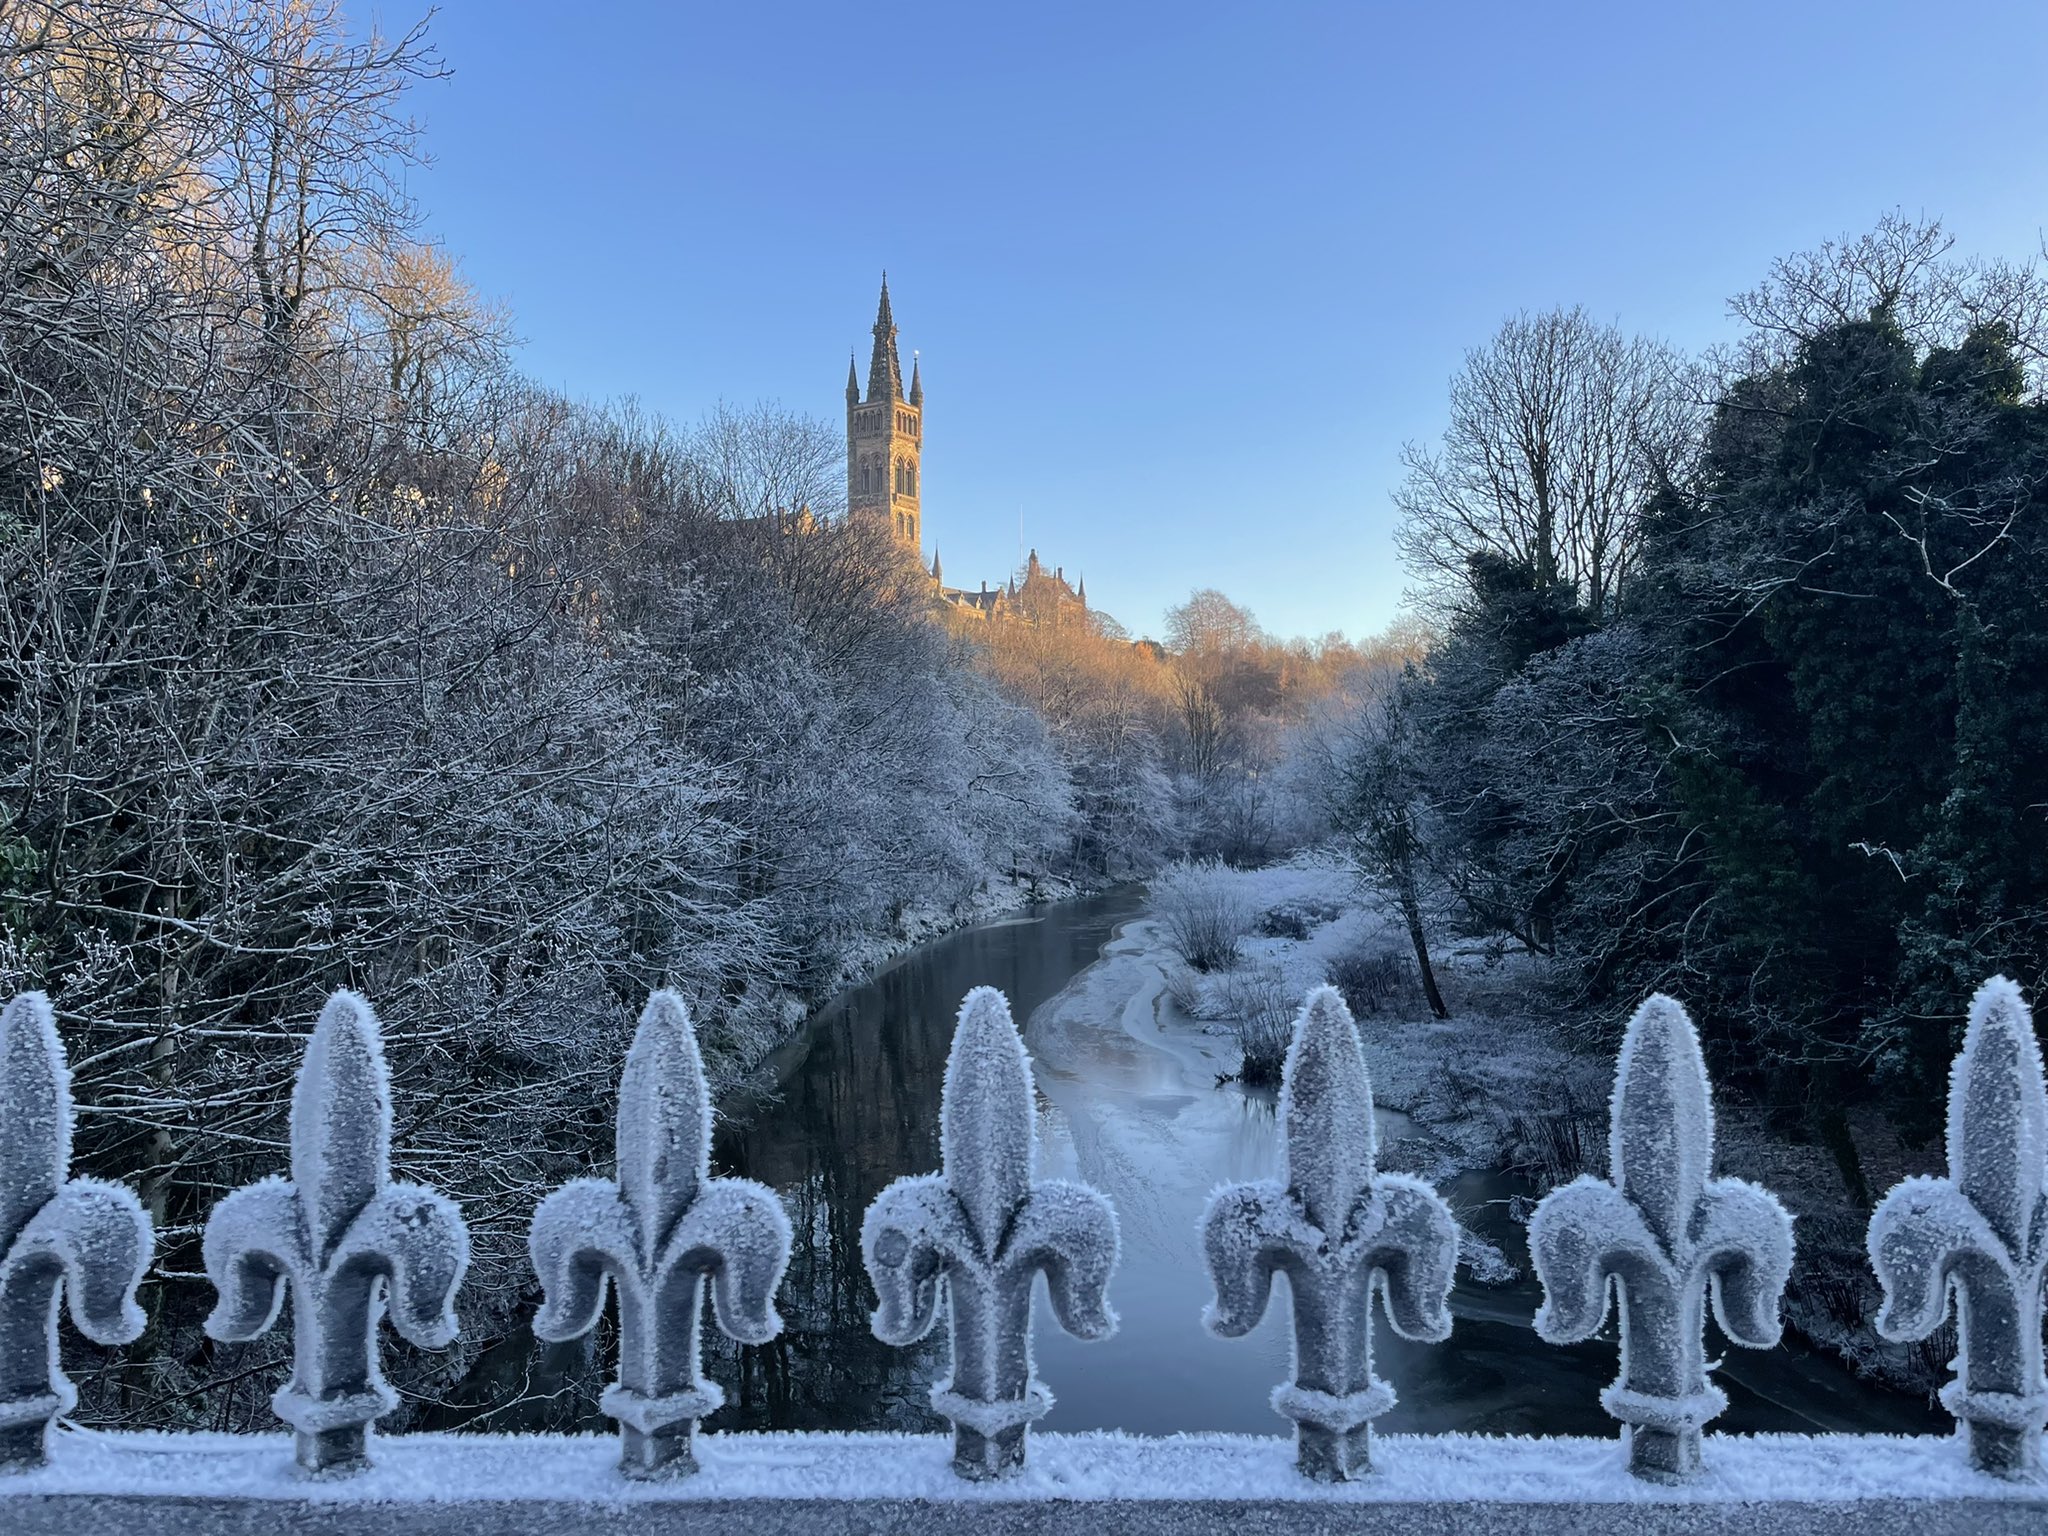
[907,464,917,496]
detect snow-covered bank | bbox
[1126,853,1960,1402]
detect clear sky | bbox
[387,1,2048,643]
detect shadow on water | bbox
[428,886,1941,1441]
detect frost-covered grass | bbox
[1142,853,1596,1182]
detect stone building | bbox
[846,275,922,549]
[845,278,1089,627]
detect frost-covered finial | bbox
[1868,975,2047,1480]
[1529,994,1793,1483]
[861,986,1119,1480]
[0,993,152,1471]
[1202,987,1457,1481]
[202,992,469,1476]
[528,991,792,1479]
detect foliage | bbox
[1150,860,1250,973]
[1361,215,2048,1132]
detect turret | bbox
[846,353,860,406]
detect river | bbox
[439,886,1940,1439]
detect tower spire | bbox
[846,350,860,405]
[867,273,904,401]
[909,350,923,407]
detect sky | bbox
[383,1,2048,643]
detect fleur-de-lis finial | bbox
[0,993,151,1471]
[202,992,469,1475]
[528,991,792,1479]
[1529,994,1793,1483]
[862,987,1118,1481]
[1869,975,2047,1480]
[1202,986,1457,1481]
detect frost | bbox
[1528,993,1793,1483]
[202,991,469,1476]
[0,993,151,1471]
[1201,985,1458,1481]
[529,990,792,1479]
[862,986,1119,1480]
[1868,975,2048,1480]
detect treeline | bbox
[1317,217,2048,1159]
[969,580,1414,873]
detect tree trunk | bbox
[1394,859,1449,1019]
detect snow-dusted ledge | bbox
[3,1430,2044,1535]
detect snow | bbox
[0,992,152,1463]
[1868,975,2048,1475]
[528,991,792,1472]
[0,1426,2041,1506]
[201,991,470,1467]
[861,987,1119,1471]
[1528,994,1792,1477]
[1200,987,1458,1474]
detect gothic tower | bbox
[846,275,923,550]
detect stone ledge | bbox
[2,1429,2043,1535]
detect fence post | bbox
[1529,994,1793,1482]
[202,992,469,1475]
[0,994,152,1471]
[1869,975,2047,1480]
[1202,986,1458,1480]
[529,991,791,1479]
[862,986,1118,1480]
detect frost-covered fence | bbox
[0,976,2044,1532]
[530,991,791,1478]
[1201,986,1458,1480]
[862,987,1119,1479]
[1528,994,1794,1482]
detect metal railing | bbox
[0,971,2042,1528]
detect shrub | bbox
[1151,859,1250,973]
[1161,961,1205,1017]
[1500,1081,1599,1190]
[1326,944,1408,1017]
[1216,965,1298,1086]
[1256,898,1340,940]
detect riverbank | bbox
[1121,853,1950,1404]
[710,867,1098,1093]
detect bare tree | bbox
[1395,308,1699,620]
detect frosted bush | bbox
[1203,987,1458,1480]
[529,991,791,1479]
[0,993,151,1471]
[1528,994,1793,1483]
[202,992,470,1476]
[862,987,1118,1480]
[1215,965,1297,1086]
[1868,976,2047,1480]
[1151,860,1250,973]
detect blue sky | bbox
[390,1,2048,643]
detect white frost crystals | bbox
[861,986,1119,1481]
[1202,986,1458,1481]
[528,990,792,1479]
[1868,975,2048,1480]
[1529,994,1794,1483]
[202,992,470,1476]
[0,993,151,1472]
